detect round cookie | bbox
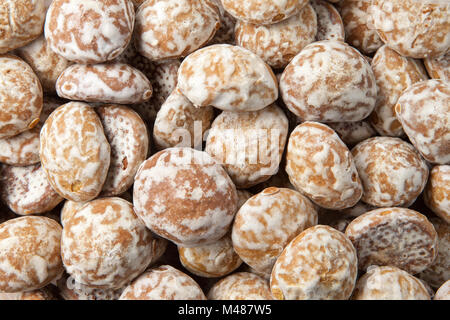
[232,187,318,275]
[280,40,377,122]
[345,207,438,274]
[424,53,449,81]
[338,0,383,54]
[270,225,358,300]
[205,104,288,188]
[424,165,450,223]
[286,122,363,210]
[351,137,429,207]
[310,0,345,42]
[0,216,63,292]
[235,3,317,69]
[62,197,154,289]
[371,0,450,59]
[96,105,149,197]
[0,286,57,300]
[0,0,46,53]
[16,35,72,93]
[45,0,135,64]
[434,281,450,300]
[39,102,111,202]
[178,44,278,112]
[369,45,428,137]
[60,200,86,227]
[395,79,450,165]
[328,120,377,147]
[208,272,273,300]
[133,147,238,247]
[352,266,431,300]
[0,163,63,216]
[0,54,42,139]
[178,233,242,278]
[119,265,206,300]
[221,0,308,25]
[57,274,123,300]
[153,88,214,150]
[134,0,220,61]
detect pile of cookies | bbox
[0,0,448,300]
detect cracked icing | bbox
[328,121,376,147]
[208,272,273,300]
[424,52,450,81]
[424,165,450,223]
[311,0,344,42]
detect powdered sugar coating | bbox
[434,280,450,300]
[0,286,57,300]
[178,233,242,278]
[352,266,430,300]
[424,53,450,81]
[395,79,450,164]
[205,104,288,188]
[45,0,135,64]
[56,63,152,104]
[232,187,318,275]
[97,104,149,196]
[286,122,363,210]
[352,137,429,207]
[119,265,206,300]
[62,197,154,289]
[345,207,438,274]
[57,274,123,300]
[39,102,111,202]
[270,225,358,300]
[0,54,43,139]
[208,272,273,300]
[221,0,308,25]
[16,35,72,93]
[60,200,86,227]
[369,45,428,137]
[310,0,344,42]
[280,40,377,122]
[235,3,317,69]
[134,0,220,61]
[328,121,377,147]
[0,216,63,292]
[424,165,450,223]
[0,0,46,53]
[178,44,278,112]
[371,0,450,59]
[0,164,63,216]
[133,147,238,247]
[153,88,214,150]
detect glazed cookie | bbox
[178,44,278,112]
[208,272,273,300]
[369,45,428,137]
[351,137,429,207]
[0,54,42,139]
[0,216,63,292]
[352,266,431,300]
[16,35,72,93]
[134,0,220,61]
[424,53,449,81]
[205,104,288,188]
[424,165,450,223]
[62,197,154,289]
[310,0,345,42]
[345,207,438,274]
[178,233,242,278]
[39,102,111,202]
[0,286,57,300]
[270,225,358,300]
[153,88,214,150]
[60,200,86,227]
[328,121,377,147]
[338,0,383,54]
[434,281,450,300]
[57,274,123,300]
[221,0,308,25]
[280,40,377,122]
[235,3,317,69]
[133,147,238,247]
[232,187,318,275]
[45,0,135,64]
[56,63,152,104]
[395,79,450,164]
[0,163,63,216]
[208,0,236,45]
[0,0,46,53]
[119,265,206,300]
[286,122,363,210]
[371,0,450,59]
[96,105,149,196]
